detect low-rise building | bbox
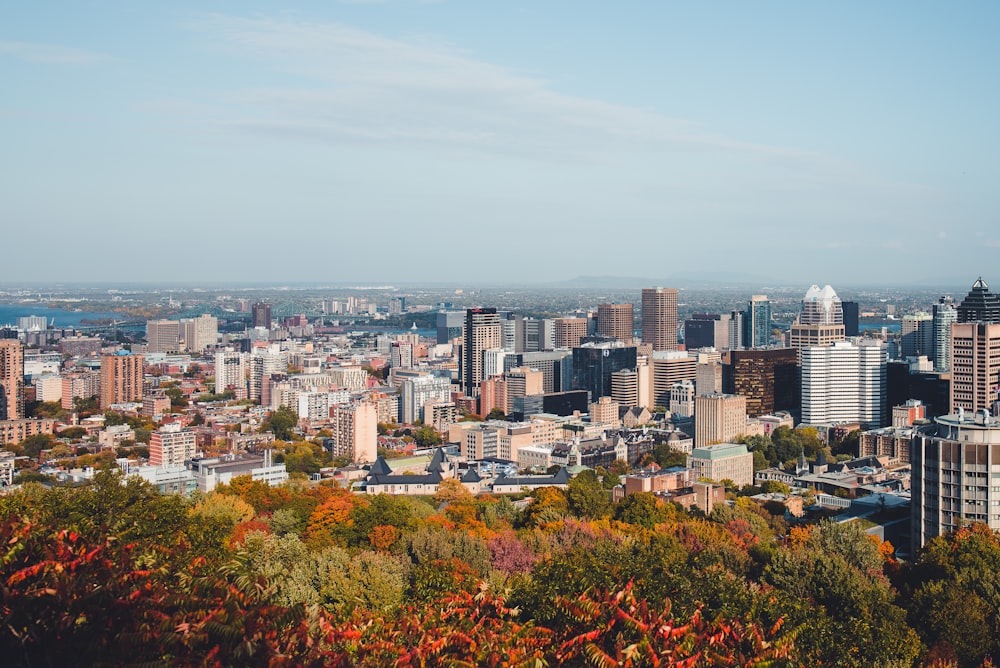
[687,442,754,488]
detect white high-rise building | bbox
[181,314,218,353]
[214,349,247,397]
[932,296,958,372]
[400,374,452,425]
[249,346,287,402]
[801,340,887,428]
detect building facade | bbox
[597,303,634,344]
[149,424,197,466]
[462,308,502,398]
[800,341,887,428]
[641,287,678,351]
[722,348,799,418]
[100,352,144,409]
[694,394,747,449]
[0,339,24,421]
[949,322,1000,414]
[911,412,1000,552]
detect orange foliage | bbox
[304,488,365,548]
[369,525,399,551]
[787,525,812,550]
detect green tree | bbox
[486,408,506,420]
[566,469,612,519]
[18,433,58,459]
[412,425,443,447]
[615,492,669,528]
[262,405,298,441]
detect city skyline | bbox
[3,3,1000,285]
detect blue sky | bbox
[2,2,999,287]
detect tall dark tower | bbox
[957,278,1000,323]
[251,302,273,329]
[841,301,860,337]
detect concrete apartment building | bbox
[0,339,24,420]
[100,352,144,409]
[912,411,1000,552]
[149,423,197,466]
[330,401,377,464]
[694,393,747,449]
[687,442,754,488]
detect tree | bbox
[18,433,58,459]
[412,424,443,447]
[486,408,506,421]
[31,401,68,420]
[615,492,669,528]
[566,470,612,519]
[165,386,187,409]
[262,405,298,441]
[56,426,87,440]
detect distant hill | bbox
[546,272,780,289]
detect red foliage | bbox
[488,532,538,573]
[552,581,797,667]
[229,519,271,547]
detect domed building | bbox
[800,284,844,326]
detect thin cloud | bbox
[0,40,109,65]
[191,15,809,161]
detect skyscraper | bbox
[949,322,1000,414]
[957,277,1000,323]
[684,313,729,350]
[554,318,588,349]
[932,296,958,372]
[800,285,844,325]
[462,308,502,398]
[650,351,697,408]
[722,348,799,418]
[0,339,24,421]
[597,303,634,344]
[641,287,678,351]
[436,310,464,345]
[900,313,934,359]
[789,284,845,353]
[800,340,886,428]
[572,342,637,401]
[100,351,144,409]
[251,302,273,329]
[744,295,771,349]
[841,301,860,337]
